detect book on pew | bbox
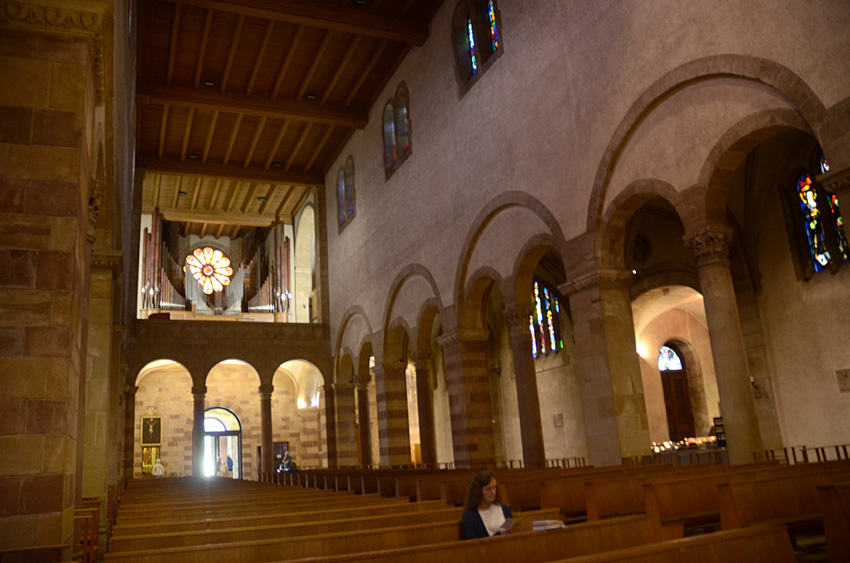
[499,517,523,533]
[532,519,566,531]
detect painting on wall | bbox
[141,416,162,446]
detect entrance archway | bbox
[204,407,242,478]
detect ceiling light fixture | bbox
[203,80,215,87]
[188,154,198,159]
[273,162,283,168]
[305,93,317,101]
[178,191,187,196]
[258,197,267,202]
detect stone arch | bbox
[510,233,568,309]
[334,305,375,384]
[587,54,827,234]
[381,263,444,352]
[453,191,569,328]
[460,265,504,329]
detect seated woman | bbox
[461,471,512,539]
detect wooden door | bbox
[661,369,695,442]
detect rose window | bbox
[185,247,233,294]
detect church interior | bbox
[2,0,849,559]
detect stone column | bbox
[372,361,412,467]
[259,383,274,474]
[122,385,138,483]
[334,383,358,467]
[436,329,496,469]
[684,225,763,464]
[191,386,206,478]
[504,303,546,468]
[412,352,437,468]
[560,270,651,466]
[323,384,338,468]
[356,377,372,467]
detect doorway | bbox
[658,344,695,442]
[204,407,242,478]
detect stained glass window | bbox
[658,345,683,371]
[819,154,849,264]
[488,0,499,51]
[467,18,478,75]
[383,102,396,172]
[185,247,233,295]
[530,280,564,359]
[344,157,356,221]
[395,91,411,155]
[337,168,346,227]
[797,172,831,272]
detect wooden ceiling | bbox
[137,0,443,238]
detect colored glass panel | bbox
[828,194,849,262]
[467,18,478,75]
[555,297,563,349]
[396,94,410,154]
[383,103,396,170]
[186,247,233,295]
[658,345,683,371]
[543,286,557,351]
[797,173,831,272]
[345,158,356,220]
[534,281,546,354]
[337,169,346,226]
[820,154,830,174]
[488,0,500,51]
[529,316,537,359]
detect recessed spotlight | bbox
[178,191,187,196]
[305,93,317,101]
[188,154,198,159]
[273,162,283,168]
[258,197,267,202]
[203,80,215,87]
[354,0,366,5]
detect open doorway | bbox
[204,407,242,478]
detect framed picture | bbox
[141,416,162,446]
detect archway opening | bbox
[658,344,695,442]
[204,407,242,478]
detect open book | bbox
[532,519,566,531]
[498,517,523,533]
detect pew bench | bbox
[817,481,850,562]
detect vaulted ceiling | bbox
[136,0,443,238]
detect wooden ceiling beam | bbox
[240,182,258,214]
[246,21,275,96]
[258,184,276,214]
[296,30,332,101]
[345,38,388,106]
[193,8,214,89]
[179,107,195,160]
[138,85,368,128]
[264,120,290,169]
[291,186,312,217]
[200,222,209,238]
[321,35,361,105]
[201,110,219,163]
[169,0,429,45]
[171,176,184,209]
[224,180,240,212]
[243,116,268,168]
[285,122,312,171]
[271,24,304,98]
[275,184,295,217]
[208,178,222,210]
[220,14,245,93]
[153,174,163,209]
[222,113,243,166]
[138,155,324,186]
[167,3,181,86]
[190,176,202,209]
[215,223,226,238]
[304,125,334,172]
[157,105,170,159]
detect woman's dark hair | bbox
[462,471,497,511]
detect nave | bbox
[101,459,850,563]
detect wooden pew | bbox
[110,507,464,552]
[717,464,850,530]
[287,515,655,563]
[104,508,559,563]
[116,493,414,525]
[112,500,450,537]
[552,524,796,563]
[817,481,850,562]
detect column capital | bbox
[435,328,489,348]
[124,385,138,395]
[558,269,631,295]
[818,163,850,198]
[503,303,535,336]
[411,350,432,367]
[683,225,733,266]
[258,383,274,398]
[191,386,207,398]
[354,371,371,389]
[333,382,356,392]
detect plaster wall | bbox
[324,1,850,349]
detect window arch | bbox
[382,83,413,178]
[336,156,356,230]
[451,0,502,94]
[784,151,848,278]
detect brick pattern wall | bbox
[374,363,411,466]
[134,370,194,477]
[334,383,357,466]
[0,25,92,550]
